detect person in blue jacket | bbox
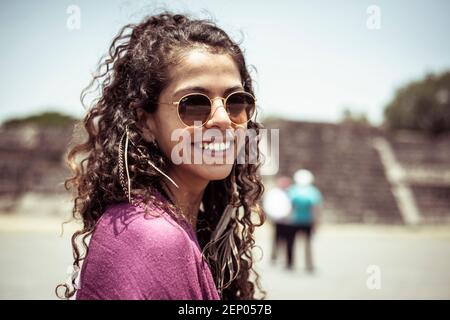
[286,169,322,272]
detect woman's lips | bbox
[191,140,236,161]
[193,141,231,151]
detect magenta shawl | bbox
[76,195,220,300]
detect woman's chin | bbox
[185,163,234,181]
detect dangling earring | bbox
[118,129,132,203]
[202,166,241,296]
[118,125,179,203]
[128,132,179,189]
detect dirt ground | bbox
[1,215,449,300]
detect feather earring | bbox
[125,127,179,189]
[118,126,179,204]
[202,167,241,296]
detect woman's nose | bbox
[205,97,232,128]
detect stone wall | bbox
[0,125,72,212]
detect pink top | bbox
[76,195,220,300]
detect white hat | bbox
[293,169,314,186]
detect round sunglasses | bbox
[160,91,256,127]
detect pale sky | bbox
[1,0,450,124]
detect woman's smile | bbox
[191,139,235,163]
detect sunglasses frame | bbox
[160,90,257,127]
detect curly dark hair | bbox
[56,11,266,300]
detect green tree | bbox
[341,108,369,125]
[384,71,450,134]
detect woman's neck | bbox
[163,169,208,232]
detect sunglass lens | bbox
[178,94,211,126]
[226,92,256,124]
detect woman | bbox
[56,12,265,300]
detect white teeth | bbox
[198,141,231,151]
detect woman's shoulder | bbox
[89,200,196,257]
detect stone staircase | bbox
[264,119,450,224]
[386,131,450,223]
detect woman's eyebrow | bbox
[173,85,244,98]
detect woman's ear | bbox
[136,109,157,143]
